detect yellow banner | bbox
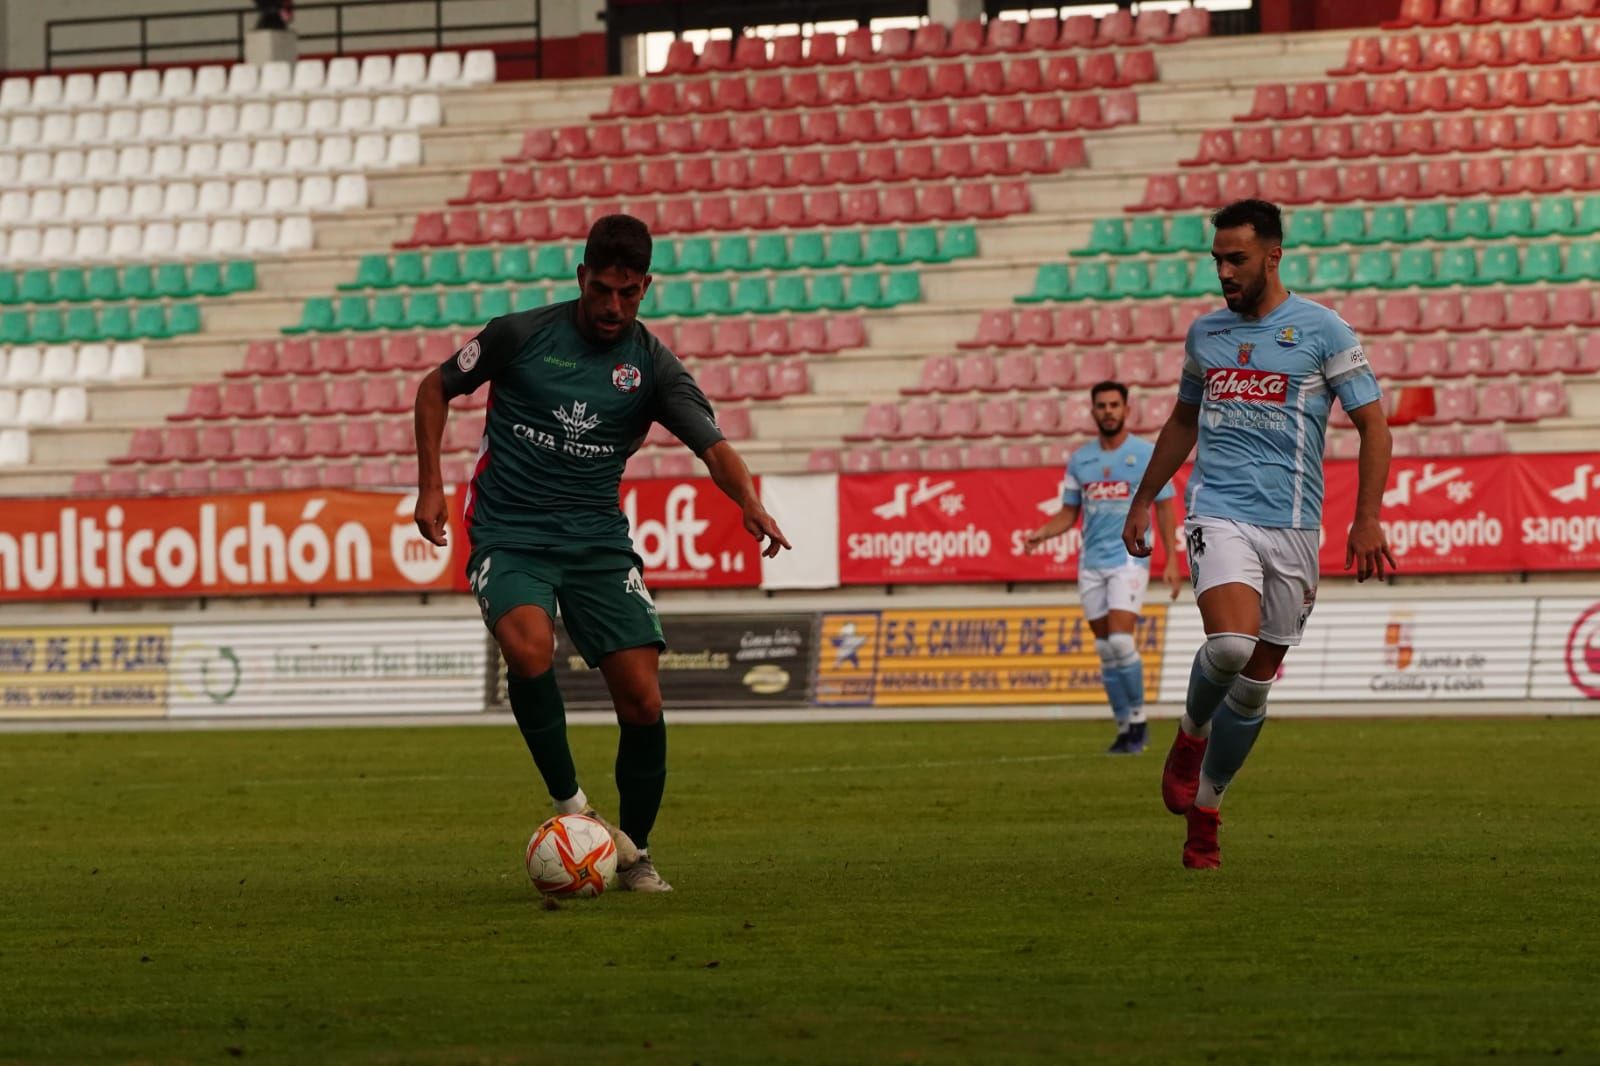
[0,625,170,718]
[814,606,1167,706]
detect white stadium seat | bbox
[207,217,244,256]
[50,386,87,425]
[463,49,496,84]
[270,99,304,134]
[95,185,130,218]
[30,76,63,109]
[0,389,16,425]
[41,113,73,145]
[84,146,117,180]
[72,225,108,261]
[0,78,30,110]
[62,73,96,108]
[318,134,353,170]
[19,151,50,183]
[160,66,195,101]
[172,105,205,139]
[40,225,74,261]
[149,144,183,177]
[8,114,39,147]
[358,55,394,91]
[243,216,280,253]
[175,219,210,256]
[232,177,265,214]
[107,223,141,259]
[142,221,176,257]
[183,142,219,176]
[62,186,95,220]
[292,59,325,95]
[258,61,293,95]
[279,215,312,252]
[196,179,231,215]
[116,145,150,181]
[5,347,42,385]
[237,100,271,135]
[127,183,162,218]
[193,65,227,98]
[407,94,440,127]
[0,190,26,223]
[105,109,138,143]
[305,97,338,131]
[284,136,319,172]
[203,103,236,137]
[108,343,145,381]
[137,108,171,141]
[74,344,111,382]
[393,53,427,88]
[326,57,360,91]
[0,154,14,184]
[334,173,367,209]
[337,96,372,130]
[94,71,128,106]
[216,140,251,174]
[250,138,286,173]
[6,229,40,261]
[426,51,461,86]
[0,429,28,466]
[39,346,76,383]
[52,149,85,183]
[299,174,333,210]
[73,111,106,145]
[30,187,63,218]
[226,64,258,97]
[15,388,53,425]
[352,132,387,168]
[265,175,298,211]
[372,94,406,129]
[388,131,420,167]
[127,69,162,102]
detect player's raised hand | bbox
[1162,554,1183,599]
[1122,510,1153,559]
[1023,525,1053,553]
[743,503,792,558]
[414,486,449,547]
[1345,516,1397,583]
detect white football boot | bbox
[618,852,673,893]
[577,805,641,870]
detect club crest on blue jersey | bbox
[1275,326,1299,348]
[1236,342,1255,366]
[612,363,641,393]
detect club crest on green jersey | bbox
[612,363,642,393]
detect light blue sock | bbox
[1095,639,1131,727]
[1197,674,1272,808]
[1107,633,1145,720]
[1184,633,1256,735]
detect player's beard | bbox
[1222,273,1265,316]
[1097,416,1125,438]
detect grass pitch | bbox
[2,717,1597,1065]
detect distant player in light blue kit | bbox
[1026,381,1180,754]
[1123,199,1396,869]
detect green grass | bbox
[2,719,1597,1065]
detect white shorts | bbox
[1184,515,1320,647]
[1079,563,1151,620]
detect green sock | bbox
[506,671,579,804]
[615,718,666,852]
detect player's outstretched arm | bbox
[700,440,792,558]
[1345,401,1398,583]
[1123,400,1198,558]
[1024,505,1079,552]
[412,367,451,547]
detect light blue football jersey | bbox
[1177,293,1381,530]
[1062,435,1175,570]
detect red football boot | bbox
[1182,805,1221,869]
[1161,726,1208,814]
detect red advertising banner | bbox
[1320,456,1517,574]
[838,468,1187,586]
[619,477,763,588]
[0,489,458,602]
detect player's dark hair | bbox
[582,214,653,274]
[1211,199,1283,244]
[1090,380,1128,402]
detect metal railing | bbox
[44,0,542,72]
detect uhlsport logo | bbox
[612,363,642,393]
[1564,603,1600,699]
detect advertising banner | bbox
[0,489,456,602]
[0,625,170,718]
[812,605,1167,707]
[168,619,486,717]
[1508,455,1600,573]
[1528,598,1600,702]
[1322,457,1516,575]
[621,478,763,589]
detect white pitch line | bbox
[747,751,1097,775]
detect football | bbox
[524,814,618,898]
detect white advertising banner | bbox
[760,473,840,590]
[168,619,486,717]
[1528,597,1600,702]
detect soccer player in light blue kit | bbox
[1123,200,1396,869]
[1027,381,1180,754]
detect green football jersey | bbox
[439,302,724,552]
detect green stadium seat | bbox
[1075,218,1125,257]
[189,262,226,297]
[1016,264,1070,303]
[733,277,770,313]
[389,252,426,287]
[167,303,201,336]
[334,295,372,331]
[648,240,680,275]
[1165,215,1209,253]
[771,275,809,311]
[405,292,444,328]
[695,279,733,315]
[714,236,751,272]
[1067,261,1111,300]
[497,246,536,282]
[1448,202,1492,241]
[1435,247,1479,286]
[939,224,978,260]
[1559,241,1600,281]
[369,294,405,330]
[1491,198,1536,239]
[0,273,16,304]
[656,281,694,316]
[1151,258,1191,298]
[64,306,100,342]
[638,284,659,314]
[1472,243,1510,284]
[1577,195,1600,235]
[425,252,463,286]
[0,310,27,343]
[284,297,335,334]
[121,265,154,300]
[1309,252,1351,290]
[1286,211,1327,247]
[99,304,134,342]
[1407,203,1449,242]
[809,273,849,311]
[751,234,789,270]
[478,287,512,319]
[53,269,88,303]
[1366,206,1408,244]
[531,245,569,280]
[1350,250,1395,288]
[1277,255,1311,291]
[1126,217,1165,254]
[899,226,939,263]
[513,285,546,312]
[225,261,256,293]
[789,232,827,269]
[1109,260,1150,298]
[442,290,478,326]
[19,270,51,303]
[1184,262,1216,297]
[864,228,903,265]
[1395,248,1437,288]
[1326,208,1366,247]
[87,266,121,301]
[1517,243,1561,284]
[676,238,714,274]
[154,263,190,298]
[848,272,887,309]
[461,249,496,285]
[1533,196,1577,237]
[31,310,64,343]
[343,254,391,290]
[133,304,169,339]
[551,283,579,303]
[826,230,866,268]
[884,271,921,305]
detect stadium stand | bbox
[2,9,1596,491]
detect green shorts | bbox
[466,544,664,668]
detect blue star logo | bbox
[831,622,867,668]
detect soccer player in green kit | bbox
[411,215,791,892]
